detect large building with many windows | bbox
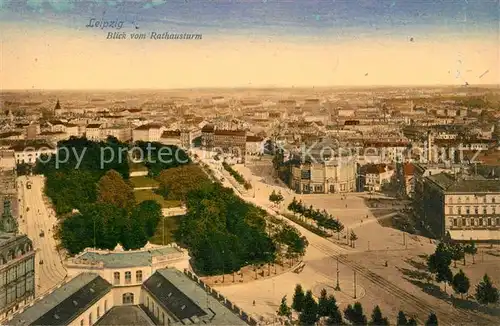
[289,139,357,194]
[7,266,249,326]
[0,232,36,320]
[415,172,500,241]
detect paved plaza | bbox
[207,157,500,325]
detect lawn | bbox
[150,215,183,245]
[130,176,160,188]
[134,189,181,208]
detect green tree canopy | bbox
[425,312,438,326]
[157,164,211,201]
[97,169,135,211]
[299,290,318,326]
[325,295,342,325]
[475,274,499,305]
[452,269,470,299]
[344,302,367,326]
[397,311,408,326]
[277,295,291,318]
[369,305,389,326]
[292,284,305,312]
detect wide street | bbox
[17,175,67,295]
[199,154,498,325]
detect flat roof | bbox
[9,273,111,326]
[77,247,182,268]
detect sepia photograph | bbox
[0,0,499,325]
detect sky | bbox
[0,0,498,89]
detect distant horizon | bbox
[1,84,499,93]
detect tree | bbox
[317,288,329,317]
[299,290,318,326]
[425,312,438,326]
[436,265,453,293]
[449,243,464,268]
[325,295,342,325]
[475,274,499,305]
[269,190,284,207]
[396,311,408,326]
[344,302,367,325]
[292,284,305,312]
[97,169,135,211]
[452,269,470,299]
[277,295,292,318]
[428,242,453,290]
[464,241,477,264]
[407,317,417,326]
[157,164,211,201]
[369,305,389,325]
[350,231,358,248]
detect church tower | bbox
[54,99,62,116]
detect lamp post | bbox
[353,270,357,299]
[222,250,225,283]
[335,256,341,291]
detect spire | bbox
[54,99,61,113]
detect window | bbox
[466,207,470,215]
[462,218,466,227]
[458,207,462,214]
[89,312,93,326]
[488,218,492,226]
[496,218,500,226]
[80,320,84,326]
[113,272,120,285]
[122,292,134,305]
[453,219,457,227]
[493,207,496,214]
[479,219,483,226]
[448,207,453,215]
[136,270,143,283]
[493,197,496,203]
[474,207,479,215]
[483,207,487,215]
[104,300,107,312]
[97,306,100,318]
[125,271,131,284]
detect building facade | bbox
[415,172,500,241]
[289,139,357,194]
[8,266,249,326]
[0,232,36,320]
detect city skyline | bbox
[1,0,498,89]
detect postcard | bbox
[0,1,499,325]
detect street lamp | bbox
[335,256,341,291]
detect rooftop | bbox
[9,273,111,326]
[95,306,155,326]
[427,173,500,193]
[75,246,182,268]
[143,268,245,325]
